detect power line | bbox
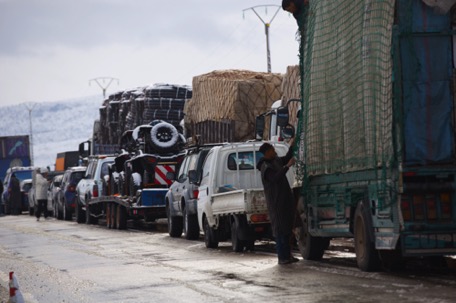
[243,5,282,73]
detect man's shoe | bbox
[290,256,299,263]
[36,217,40,221]
[278,259,292,265]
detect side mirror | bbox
[255,115,265,140]
[276,106,289,128]
[281,124,295,140]
[188,170,198,184]
[166,171,175,181]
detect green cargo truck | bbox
[293,0,456,271]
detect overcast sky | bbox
[0,0,300,106]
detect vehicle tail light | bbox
[401,196,412,221]
[425,196,437,221]
[250,213,269,223]
[192,190,199,199]
[67,185,76,193]
[440,193,452,220]
[413,195,425,221]
[93,184,99,198]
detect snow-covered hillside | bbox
[0,96,102,168]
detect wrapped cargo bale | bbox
[186,69,283,143]
[281,65,301,128]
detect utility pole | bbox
[243,5,281,73]
[89,77,119,99]
[24,103,37,166]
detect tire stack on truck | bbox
[185,69,283,144]
[83,83,191,230]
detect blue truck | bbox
[293,0,456,271]
[0,136,32,213]
[0,136,31,181]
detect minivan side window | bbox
[200,152,214,187]
[177,157,189,182]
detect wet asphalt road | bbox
[0,215,455,303]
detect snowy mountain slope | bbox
[0,96,102,168]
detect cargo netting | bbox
[295,0,396,184]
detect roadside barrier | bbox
[8,272,24,303]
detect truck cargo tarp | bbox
[399,0,454,165]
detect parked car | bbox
[47,174,63,218]
[75,156,115,223]
[166,145,216,240]
[1,166,34,214]
[56,166,87,221]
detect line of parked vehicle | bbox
[1,139,293,255]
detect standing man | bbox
[257,140,298,265]
[8,174,22,215]
[35,168,49,221]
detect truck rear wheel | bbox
[75,198,85,224]
[167,204,183,238]
[63,200,72,221]
[354,201,381,272]
[297,219,328,260]
[231,217,246,252]
[183,207,199,240]
[204,216,219,249]
[116,205,127,230]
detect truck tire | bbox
[183,207,199,240]
[116,205,127,230]
[150,121,179,152]
[203,216,219,249]
[354,201,381,272]
[63,200,72,221]
[75,198,85,224]
[231,217,246,252]
[297,218,328,261]
[167,204,183,238]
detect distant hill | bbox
[0,96,102,168]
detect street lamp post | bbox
[24,103,37,166]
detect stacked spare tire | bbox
[95,83,192,155]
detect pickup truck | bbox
[196,141,294,252]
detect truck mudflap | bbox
[401,232,456,256]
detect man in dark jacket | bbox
[257,140,298,264]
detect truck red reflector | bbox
[413,195,425,221]
[440,193,452,220]
[401,197,412,221]
[426,197,437,220]
[93,184,99,198]
[250,214,268,223]
[192,190,199,199]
